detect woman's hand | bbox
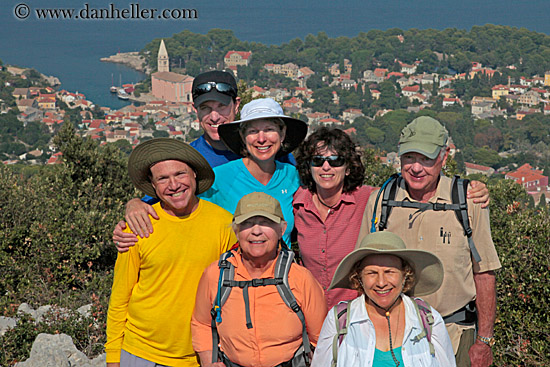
[468,181,490,208]
[125,198,159,238]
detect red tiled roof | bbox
[403,85,420,92]
[224,51,252,60]
[465,162,492,172]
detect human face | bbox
[242,119,286,163]
[237,216,286,262]
[310,146,348,194]
[150,160,198,217]
[359,254,405,309]
[196,99,240,144]
[400,149,448,201]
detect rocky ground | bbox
[2,304,105,367]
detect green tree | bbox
[363,148,396,187]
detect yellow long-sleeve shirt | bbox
[105,200,236,366]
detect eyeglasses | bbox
[310,155,346,167]
[192,82,237,99]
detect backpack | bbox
[371,173,481,263]
[210,247,312,366]
[331,298,435,367]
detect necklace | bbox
[316,194,338,210]
[370,296,402,367]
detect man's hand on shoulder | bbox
[112,221,138,252]
[468,180,490,208]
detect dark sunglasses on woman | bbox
[310,155,345,167]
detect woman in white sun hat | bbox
[200,98,307,246]
[311,231,456,367]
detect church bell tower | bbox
[157,39,169,73]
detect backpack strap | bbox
[377,174,401,231]
[211,250,236,363]
[451,176,482,263]
[274,248,312,364]
[412,298,435,357]
[331,301,351,367]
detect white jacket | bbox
[311,294,456,367]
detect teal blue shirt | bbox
[373,347,404,367]
[199,159,300,245]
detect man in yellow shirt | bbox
[105,138,236,367]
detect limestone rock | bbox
[0,316,16,336]
[16,333,105,367]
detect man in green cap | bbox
[356,116,501,367]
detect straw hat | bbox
[218,98,307,156]
[329,231,444,297]
[127,138,214,198]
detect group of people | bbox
[106,70,500,367]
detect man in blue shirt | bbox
[188,70,243,168]
[189,70,295,168]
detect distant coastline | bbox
[100,52,151,74]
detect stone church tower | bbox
[157,39,169,73]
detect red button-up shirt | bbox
[293,185,377,309]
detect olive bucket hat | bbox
[127,138,214,198]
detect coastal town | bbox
[2,35,550,203]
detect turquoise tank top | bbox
[373,347,404,367]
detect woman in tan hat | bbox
[191,192,326,367]
[311,231,455,367]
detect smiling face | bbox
[242,119,286,163]
[236,215,287,263]
[359,254,405,310]
[400,149,448,201]
[150,160,199,217]
[310,145,348,195]
[196,99,240,146]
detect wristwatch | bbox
[476,335,495,347]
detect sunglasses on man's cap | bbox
[310,155,346,167]
[192,82,237,100]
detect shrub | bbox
[487,179,550,366]
[0,123,135,364]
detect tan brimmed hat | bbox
[329,231,444,297]
[127,138,214,198]
[233,192,285,224]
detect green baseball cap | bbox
[398,116,449,159]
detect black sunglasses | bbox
[310,155,346,167]
[192,82,237,99]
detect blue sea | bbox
[1,0,549,109]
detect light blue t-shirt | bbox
[199,159,300,245]
[373,347,404,367]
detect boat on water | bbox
[110,74,118,93]
[117,88,130,100]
